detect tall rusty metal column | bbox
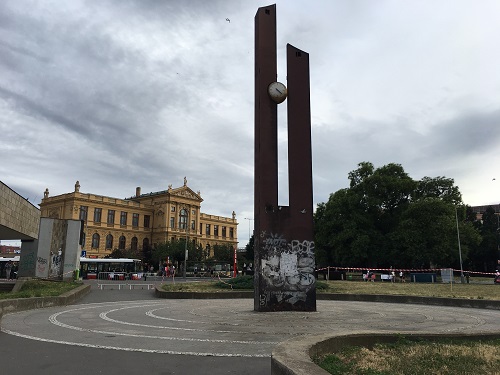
[254,5,316,312]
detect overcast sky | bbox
[1,0,500,247]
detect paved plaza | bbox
[1,282,500,374]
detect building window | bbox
[132,213,139,227]
[206,224,211,236]
[91,233,100,249]
[214,225,219,237]
[93,208,102,223]
[230,228,234,239]
[206,244,211,257]
[131,237,138,251]
[170,217,175,229]
[107,210,115,224]
[105,234,113,249]
[222,226,227,238]
[79,206,88,221]
[179,209,188,230]
[199,223,203,234]
[191,220,195,230]
[119,235,126,250]
[144,215,150,228]
[120,211,127,226]
[192,209,196,215]
[171,206,176,212]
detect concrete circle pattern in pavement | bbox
[2,299,500,358]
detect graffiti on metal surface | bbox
[259,232,315,307]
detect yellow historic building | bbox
[39,179,238,258]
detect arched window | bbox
[179,208,188,230]
[105,234,113,249]
[119,235,126,250]
[143,238,150,251]
[92,233,100,249]
[131,237,138,251]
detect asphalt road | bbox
[0,282,270,375]
[1,280,500,375]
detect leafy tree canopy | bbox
[413,176,462,204]
[314,162,483,270]
[151,238,199,266]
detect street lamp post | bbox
[497,213,500,269]
[183,207,190,279]
[244,217,254,242]
[455,207,465,283]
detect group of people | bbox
[363,271,376,282]
[391,270,406,282]
[2,260,15,280]
[363,270,406,282]
[161,264,175,279]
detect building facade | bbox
[39,179,238,258]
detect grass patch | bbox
[215,275,253,289]
[160,280,229,292]
[160,277,327,292]
[0,280,82,300]
[314,337,500,375]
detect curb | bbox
[317,293,500,310]
[271,331,500,375]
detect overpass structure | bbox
[0,181,40,241]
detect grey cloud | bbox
[418,109,500,163]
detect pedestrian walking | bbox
[5,260,13,280]
[399,271,405,283]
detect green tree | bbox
[107,247,141,259]
[315,162,415,268]
[469,206,498,272]
[212,243,233,262]
[314,188,377,267]
[152,239,197,266]
[235,236,255,271]
[245,235,254,261]
[413,176,462,205]
[391,200,479,268]
[314,161,482,270]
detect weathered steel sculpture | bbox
[254,4,316,312]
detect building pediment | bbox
[169,186,203,202]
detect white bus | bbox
[79,258,141,279]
